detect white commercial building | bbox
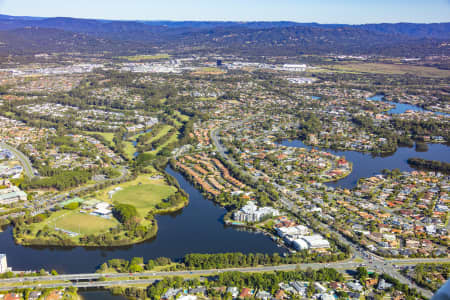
[292,234,331,251]
[302,234,331,249]
[281,64,307,72]
[92,202,112,216]
[276,225,310,239]
[0,254,8,273]
[292,239,309,250]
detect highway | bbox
[0,262,363,284]
[0,142,36,179]
[0,258,446,293]
[0,279,157,291]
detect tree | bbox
[356,266,368,283]
[113,204,138,224]
[64,202,80,210]
[131,257,144,265]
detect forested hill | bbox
[1,15,449,38]
[0,15,448,57]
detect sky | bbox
[0,0,449,24]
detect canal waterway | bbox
[0,166,284,274]
[367,94,449,116]
[281,140,449,189]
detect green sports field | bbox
[112,182,177,216]
[37,210,119,235]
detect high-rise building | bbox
[0,254,7,273]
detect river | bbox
[0,166,284,274]
[281,140,449,189]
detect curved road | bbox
[0,142,36,179]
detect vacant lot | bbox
[327,63,450,78]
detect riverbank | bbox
[13,217,159,248]
[12,196,190,248]
[0,166,284,273]
[12,173,189,248]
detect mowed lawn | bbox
[37,210,118,235]
[112,183,177,216]
[84,131,115,145]
[148,132,179,155]
[145,125,173,145]
[174,110,190,122]
[123,141,137,160]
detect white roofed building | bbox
[0,254,8,273]
[233,201,280,223]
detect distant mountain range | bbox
[0,14,448,57]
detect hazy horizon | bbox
[0,0,449,24]
[1,13,450,25]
